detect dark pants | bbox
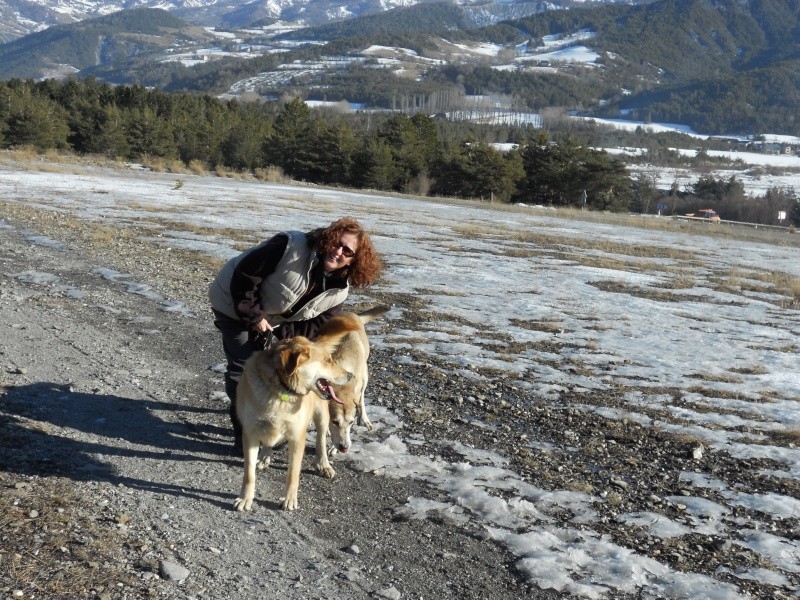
[212,309,259,443]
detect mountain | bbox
[0,8,211,79]
[0,0,642,43]
[0,1,643,80]
[1,0,797,136]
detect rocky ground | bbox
[1,195,797,599]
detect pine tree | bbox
[352,138,398,191]
[126,106,177,159]
[83,105,130,158]
[220,109,272,172]
[515,137,633,211]
[376,113,440,191]
[789,197,800,228]
[431,140,521,202]
[4,90,69,151]
[265,98,315,180]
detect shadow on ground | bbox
[0,381,234,508]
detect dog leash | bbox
[254,323,281,351]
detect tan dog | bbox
[315,305,390,453]
[233,335,353,512]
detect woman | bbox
[209,216,382,455]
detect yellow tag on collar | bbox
[279,392,293,402]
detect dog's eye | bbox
[332,419,341,426]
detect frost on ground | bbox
[0,157,798,599]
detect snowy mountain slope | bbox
[0,0,640,42]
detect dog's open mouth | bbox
[316,379,343,404]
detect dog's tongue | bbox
[318,379,343,404]
[327,385,343,405]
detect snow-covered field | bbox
[608,143,800,197]
[1,160,798,598]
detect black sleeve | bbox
[276,303,344,341]
[230,234,289,325]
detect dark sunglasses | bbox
[336,242,356,258]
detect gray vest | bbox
[208,231,348,323]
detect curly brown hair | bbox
[307,217,383,287]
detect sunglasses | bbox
[336,242,356,258]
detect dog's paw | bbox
[317,463,336,479]
[361,416,374,431]
[327,445,338,457]
[233,497,253,512]
[282,494,299,511]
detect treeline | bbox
[629,169,800,226]
[429,65,615,111]
[681,177,799,226]
[0,78,634,210]
[2,77,798,224]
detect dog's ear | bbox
[280,346,311,375]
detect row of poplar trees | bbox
[0,77,634,210]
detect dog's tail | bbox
[357,304,390,324]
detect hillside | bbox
[0,0,799,135]
[276,2,477,40]
[0,0,619,43]
[0,8,209,79]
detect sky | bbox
[1,161,799,598]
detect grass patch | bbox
[767,427,800,446]
[663,275,696,289]
[415,287,467,297]
[254,166,288,182]
[589,280,705,303]
[140,155,188,174]
[509,319,565,333]
[729,365,768,376]
[187,159,207,175]
[684,386,766,400]
[686,372,744,384]
[451,223,705,265]
[714,268,800,308]
[572,255,663,273]
[384,335,430,345]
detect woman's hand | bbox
[253,319,273,333]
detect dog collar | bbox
[279,391,293,403]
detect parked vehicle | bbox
[687,208,721,221]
